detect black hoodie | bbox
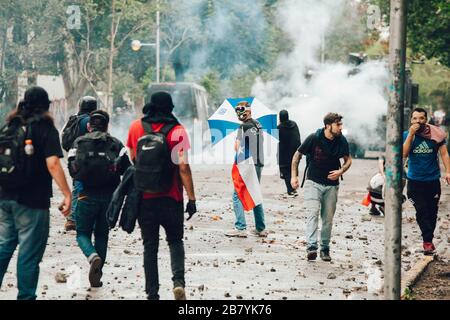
[277,110,301,167]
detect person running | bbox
[127,91,196,300]
[62,96,98,231]
[0,86,72,299]
[403,107,450,255]
[225,101,268,238]
[277,109,301,196]
[68,110,131,287]
[291,113,352,262]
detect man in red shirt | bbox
[127,91,196,300]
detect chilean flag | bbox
[232,146,263,211]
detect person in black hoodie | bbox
[0,86,72,299]
[277,110,301,196]
[68,110,130,287]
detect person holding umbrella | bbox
[277,110,301,196]
[225,101,268,238]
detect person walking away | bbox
[403,107,450,255]
[225,101,268,238]
[61,96,98,231]
[68,110,131,287]
[0,86,72,299]
[277,109,301,196]
[291,113,352,262]
[127,91,196,300]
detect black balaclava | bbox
[79,96,97,114]
[142,91,179,124]
[279,110,289,123]
[22,86,51,112]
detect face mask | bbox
[235,106,249,121]
[417,123,427,133]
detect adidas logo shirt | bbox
[403,131,446,181]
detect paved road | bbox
[1,159,448,300]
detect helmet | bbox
[78,96,97,114]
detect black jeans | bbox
[138,197,185,300]
[280,165,294,193]
[407,179,441,243]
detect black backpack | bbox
[134,121,176,193]
[62,114,88,152]
[71,132,121,188]
[0,117,38,190]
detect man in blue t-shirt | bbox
[403,108,450,255]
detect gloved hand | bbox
[185,200,197,221]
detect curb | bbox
[400,255,435,299]
[400,238,448,299]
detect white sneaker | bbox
[225,229,248,238]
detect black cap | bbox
[22,86,51,111]
[79,96,97,114]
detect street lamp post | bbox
[131,2,160,83]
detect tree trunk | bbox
[106,0,116,115]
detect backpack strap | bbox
[141,120,177,137]
[141,120,154,135]
[300,134,317,188]
[159,123,177,137]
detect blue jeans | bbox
[68,180,83,222]
[232,166,266,232]
[0,200,49,300]
[303,180,339,251]
[75,194,111,266]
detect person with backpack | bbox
[403,107,450,255]
[126,91,196,300]
[291,113,352,262]
[68,110,130,287]
[0,86,72,300]
[277,110,301,197]
[62,96,97,232]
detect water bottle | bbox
[24,139,34,156]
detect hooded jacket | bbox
[277,110,301,167]
[106,166,141,233]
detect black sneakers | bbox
[320,250,332,262]
[307,249,317,261]
[89,255,103,287]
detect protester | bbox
[62,96,98,231]
[225,101,268,238]
[0,86,71,299]
[127,91,196,300]
[277,110,301,196]
[68,110,131,287]
[403,107,450,255]
[291,113,352,261]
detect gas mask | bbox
[235,105,250,121]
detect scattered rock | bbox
[236,295,243,299]
[345,235,353,239]
[270,268,276,272]
[55,272,67,283]
[236,258,245,263]
[327,273,337,280]
[123,249,131,254]
[224,292,231,298]
[358,236,368,241]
